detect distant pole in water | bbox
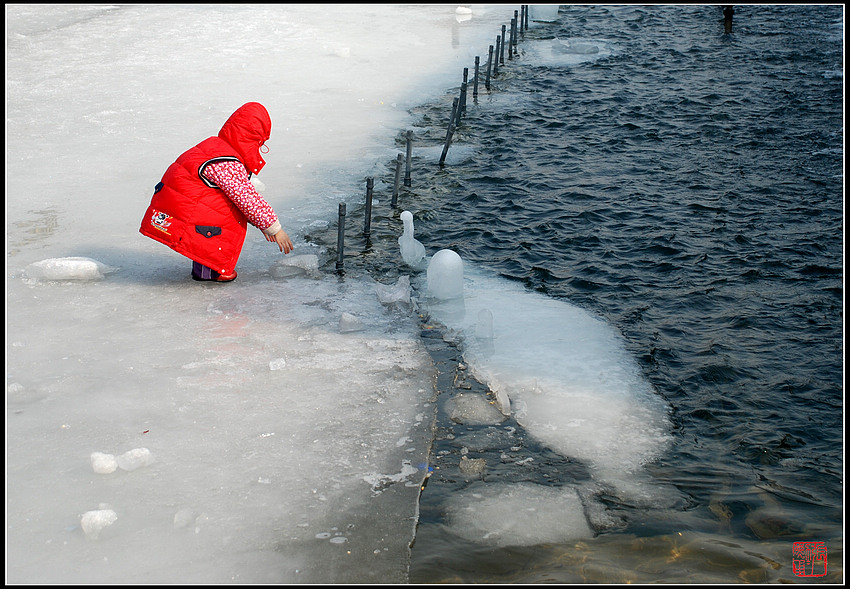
[520,6,525,38]
[454,84,465,128]
[512,13,519,56]
[363,177,374,238]
[508,17,515,60]
[404,130,413,186]
[440,97,459,165]
[493,36,501,76]
[391,154,402,208]
[460,68,468,115]
[500,24,506,65]
[472,56,480,99]
[524,4,529,30]
[723,6,734,34]
[335,202,346,272]
[485,45,494,89]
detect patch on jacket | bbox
[149,209,173,234]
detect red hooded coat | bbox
[139,102,272,275]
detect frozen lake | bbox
[7,4,672,583]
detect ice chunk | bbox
[339,312,365,333]
[427,249,464,300]
[269,357,287,370]
[362,460,420,496]
[446,393,506,425]
[553,38,599,55]
[458,456,486,476]
[23,257,115,282]
[375,275,411,305]
[117,447,154,471]
[80,509,118,539]
[529,4,560,22]
[173,508,197,529]
[270,254,320,279]
[398,211,426,269]
[445,482,593,547]
[491,384,511,416]
[426,266,672,482]
[475,308,493,339]
[90,452,118,474]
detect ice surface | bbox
[6,4,522,583]
[417,264,673,490]
[6,3,673,581]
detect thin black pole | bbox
[439,97,459,165]
[454,85,464,129]
[493,36,500,76]
[404,130,413,187]
[509,17,515,60]
[460,68,468,115]
[485,44,493,89]
[335,202,346,272]
[363,177,373,238]
[513,11,519,55]
[472,56,480,99]
[520,5,525,37]
[500,24,506,65]
[391,153,402,208]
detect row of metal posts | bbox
[440,6,528,165]
[337,6,531,273]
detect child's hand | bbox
[266,229,293,254]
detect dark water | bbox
[314,5,843,583]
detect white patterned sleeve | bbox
[202,160,281,234]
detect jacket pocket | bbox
[195,225,222,238]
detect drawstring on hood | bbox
[217,102,271,175]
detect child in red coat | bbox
[140,102,293,282]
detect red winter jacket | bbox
[139,102,272,275]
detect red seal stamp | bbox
[792,541,827,577]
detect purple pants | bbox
[191,261,220,280]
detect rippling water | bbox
[314,5,843,583]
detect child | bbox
[140,102,293,282]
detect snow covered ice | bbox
[5,4,517,583]
[6,4,676,583]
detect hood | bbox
[218,102,272,175]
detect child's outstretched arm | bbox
[203,160,293,254]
